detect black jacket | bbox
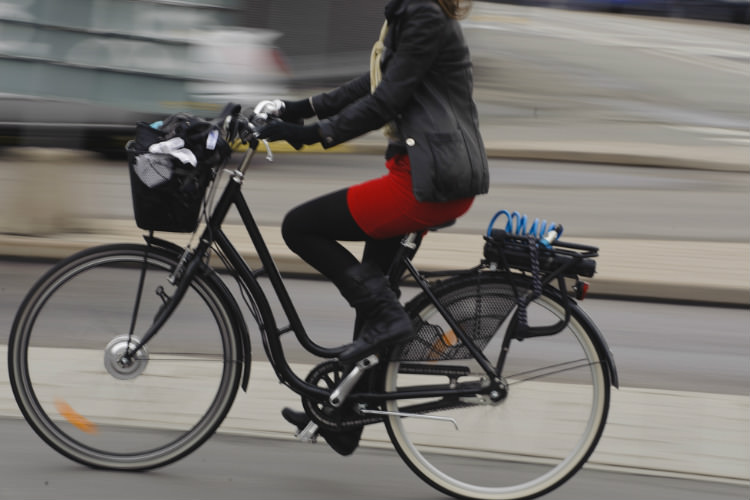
[311,0,489,202]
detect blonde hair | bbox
[436,0,472,19]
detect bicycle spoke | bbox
[506,358,601,384]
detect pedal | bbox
[295,421,319,443]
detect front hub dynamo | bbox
[103,335,148,380]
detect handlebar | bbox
[214,101,278,162]
[217,100,283,161]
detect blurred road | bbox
[0,270,748,498]
[465,2,748,131]
[1,262,747,394]
[0,418,747,500]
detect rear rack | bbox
[483,229,598,278]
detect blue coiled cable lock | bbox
[486,210,563,247]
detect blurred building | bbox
[238,1,387,87]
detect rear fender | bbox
[569,302,619,388]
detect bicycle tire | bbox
[383,271,611,500]
[8,243,242,470]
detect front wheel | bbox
[8,244,242,470]
[383,272,611,500]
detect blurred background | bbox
[0,0,747,153]
[0,0,387,153]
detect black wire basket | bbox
[125,117,230,233]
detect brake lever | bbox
[247,111,274,162]
[261,139,273,162]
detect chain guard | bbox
[301,360,382,431]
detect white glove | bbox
[253,99,285,117]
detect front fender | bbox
[144,235,252,391]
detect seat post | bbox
[385,231,423,291]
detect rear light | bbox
[575,280,589,300]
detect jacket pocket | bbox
[424,131,473,201]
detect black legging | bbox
[281,188,402,292]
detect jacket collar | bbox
[385,0,407,22]
[385,0,441,21]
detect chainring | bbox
[301,360,381,431]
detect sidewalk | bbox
[1,218,747,306]
[1,120,748,305]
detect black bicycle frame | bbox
[137,146,505,406]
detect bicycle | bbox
[8,103,618,500]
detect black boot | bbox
[281,408,363,456]
[338,263,413,363]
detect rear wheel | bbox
[8,244,242,470]
[384,272,611,500]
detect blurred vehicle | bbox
[0,0,290,153]
[495,0,750,23]
[567,0,749,22]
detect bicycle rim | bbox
[384,273,610,500]
[8,244,241,470]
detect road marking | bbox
[54,398,98,434]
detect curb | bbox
[3,133,748,173]
[2,222,748,306]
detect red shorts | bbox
[347,154,474,239]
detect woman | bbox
[258,0,489,455]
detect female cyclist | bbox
[258,0,489,455]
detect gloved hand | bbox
[258,121,321,150]
[280,98,315,123]
[254,98,314,125]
